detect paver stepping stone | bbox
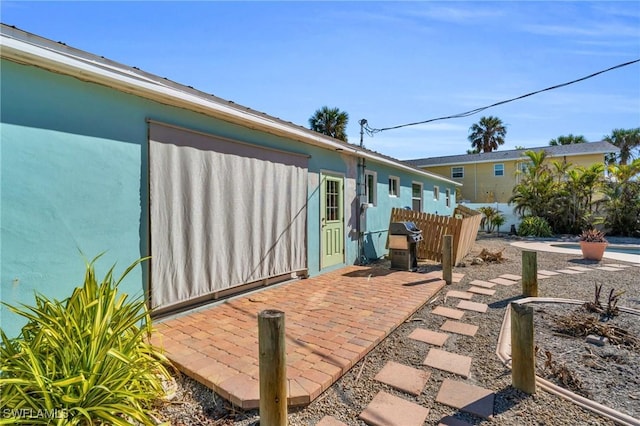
[566,266,592,272]
[499,274,521,280]
[435,379,495,419]
[423,348,472,378]
[440,320,478,337]
[456,300,488,313]
[556,269,583,274]
[489,277,518,286]
[408,328,449,346]
[467,286,496,296]
[596,266,624,271]
[438,416,474,426]
[432,306,465,320]
[537,274,552,279]
[469,279,496,288]
[316,416,348,426]
[446,290,474,300]
[604,264,632,268]
[538,270,561,276]
[374,361,431,396]
[359,391,429,426]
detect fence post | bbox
[510,302,536,394]
[443,234,453,285]
[522,251,538,297]
[258,309,287,425]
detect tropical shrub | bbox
[0,256,172,425]
[491,214,506,234]
[599,160,640,237]
[478,206,506,233]
[518,216,553,237]
[510,150,608,235]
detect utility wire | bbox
[364,58,640,136]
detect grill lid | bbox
[389,221,422,235]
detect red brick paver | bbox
[152,265,446,409]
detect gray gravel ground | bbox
[155,235,640,425]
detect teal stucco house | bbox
[1,24,460,337]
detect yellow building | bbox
[406,141,619,203]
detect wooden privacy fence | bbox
[388,205,483,264]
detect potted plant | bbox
[579,229,608,261]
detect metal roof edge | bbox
[1,24,458,186]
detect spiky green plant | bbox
[517,216,553,237]
[0,256,172,425]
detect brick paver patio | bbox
[151,265,446,409]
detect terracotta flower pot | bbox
[579,241,608,261]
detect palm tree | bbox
[468,116,507,153]
[604,128,640,165]
[601,159,640,236]
[549,134,587,146]
[308,106,349,142]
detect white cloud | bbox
[405,4,506,24]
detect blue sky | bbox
[2,1,639,159]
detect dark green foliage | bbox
[604,128,640,165]
[599,160,640,237]
[517,216,553,237]
[468,116,507,153]
[478,206,506,233]
[510,150,640,236]
[309,106,349,142]
[549,134,586,146]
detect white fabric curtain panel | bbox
[148,122,308,311]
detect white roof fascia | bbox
[1,28,459,186]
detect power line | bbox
[364,58,640,136]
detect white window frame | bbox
[388,175,399,197]
[494,163,505,177]
[518,162,532,173]
[411,182,423,212]
[433,185,440,201]
[365,170,377,206]
[451,166,464,179]
[445,189,451,208]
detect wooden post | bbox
[443,234,453,285]
[258,309,287,425]
[510,302,536,394]
[522,250,538,297]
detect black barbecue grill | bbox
[388,221,423,271]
